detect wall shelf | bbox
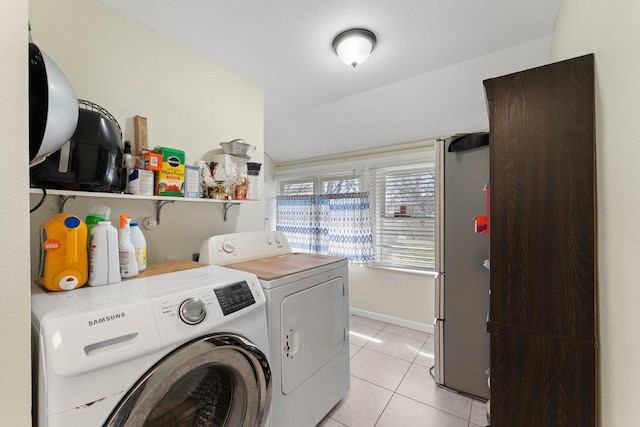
[29,188,253,222]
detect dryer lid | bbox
[224,252,346,281]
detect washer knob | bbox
[275,235,282,244]
[179,298,207,325]
[221,240,236,253]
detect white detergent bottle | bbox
[118,215,138,278]
[130,222,147,272]
[88,221,121,286]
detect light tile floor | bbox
[317,315,488,427]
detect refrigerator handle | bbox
[434,273,445,320]
[434,140,445,272]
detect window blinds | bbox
[370,163,436,270]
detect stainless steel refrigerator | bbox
[433,135,490,399]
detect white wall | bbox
[28,0,265,277]
[349,267,435,332]
[551,2,640,425]
[0,1,32,424]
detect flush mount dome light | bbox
[332,28,377,68]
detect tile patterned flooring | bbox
[317,315,488,427]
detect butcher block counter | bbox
[223,253,346,281]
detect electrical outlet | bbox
[192,253,200,262]
[142,217,157,230]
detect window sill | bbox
[364,264,437,276]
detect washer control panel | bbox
[149,267,266,348]
[179,298,207,324]
[214,281,256,316]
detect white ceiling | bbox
[99,0,562,163]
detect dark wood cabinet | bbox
[490,326,597,425]
[484,54,597,426]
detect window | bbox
[279,174,362,196]
[279,178,314,196]
[322,177,361,194]
[370,163,435,271]
[276,173,373,265]
[276,155,437,272]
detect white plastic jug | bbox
[88,221,121,286]
[130,222,147,272]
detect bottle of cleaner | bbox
[85,205,111,247]
[118,215,138,278]
[38,213,88,291]
[130,222,147,272]
[123,141,134,194]
[246,162,262,200]
[88,221,121,286]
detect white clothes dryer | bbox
[31,265,271,427]
[200,231,350,427]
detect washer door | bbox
[104,334,271,427]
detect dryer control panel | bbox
[200,231,292,266]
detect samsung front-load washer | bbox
[31,265,271,427]
[200,231,350,427]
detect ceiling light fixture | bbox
[332,28,377,68]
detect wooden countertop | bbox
[224,253,346,281]
[34,260,209,292]
[130,260,208,279]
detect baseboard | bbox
[349,307,434,335]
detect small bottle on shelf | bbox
[118,215,138,278]
[130,222,147,272]
[246,162,262,200]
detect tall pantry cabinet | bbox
[483,54,597,426]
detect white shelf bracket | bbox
[223,202,240,221]
[58,195,76,213]
[156,200,175,225]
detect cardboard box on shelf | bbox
[183,165,201,198]
[133,116,148,153]
[127,169,154,196]
[136,150,162,171]
[155,147,185,197]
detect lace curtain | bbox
[276,192,374,265]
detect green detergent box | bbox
[154,147,185,197]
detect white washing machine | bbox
[200,231,350,427]
[31,265,271,426]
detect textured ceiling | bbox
[99,0,562,163]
